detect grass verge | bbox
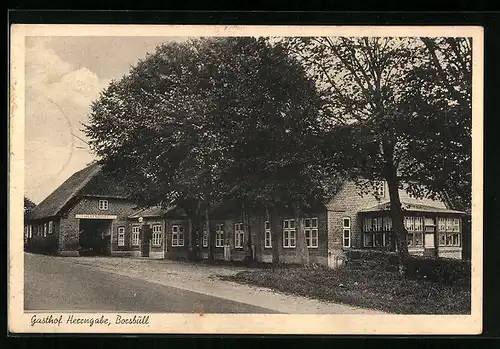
[219,262,471,314]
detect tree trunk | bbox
[187,217,195,260]
[293,203,310,265]
[205,207,214,263]
[242,203,252,263]
[190,212,202,261]
[385,165,409,275]
[266,205,280,266]
[247,213,253,263]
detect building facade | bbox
[24,164,139,256]
[25,164,466,265]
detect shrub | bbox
[27,235,58,255]
[346,249,471,287]
[346,249,398,271]
[404,256,471,287]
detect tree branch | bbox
[323,37,375,107]
[286,40,369,122]
[421,37,468,108]
[341,37,376,92]
[445,38,468,77]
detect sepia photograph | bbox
[9,25,483,334]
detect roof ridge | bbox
[57,164,103,213]
[27,163,102,220]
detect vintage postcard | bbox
[9,24,483,334]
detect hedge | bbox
[345,249,471,287]
[404,255,471,287]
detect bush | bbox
[224,260,471,314]
[346,249,399,271]
[404,256,471,287]
[26,235,58,255]
[346,249,471,287]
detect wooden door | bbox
[142,239,150,257]
[141,225,151,257]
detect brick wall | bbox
[325,180,460,264]
[25,218,60,253]
[165,218,191,260]
[115,217,192,260]
[59,196,137,255]
[438,248,462,259]
[59,216,79,254]
[257,211,328,265]
[200,218,229,261]
[327,181,385,257]
[200,211,328,265]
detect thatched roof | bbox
[26,162,132,221]
[26,163,103,221]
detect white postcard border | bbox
[9,24,484,335]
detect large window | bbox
[98,200,108,210]
[414,216,423,231]
[283,219,296,248]
[304,217,319,248]
[363,217,392,247]
[264,221,272,248]
[152,224,162,246]
[215,224,224,247]
[234,223,244,248]
[343,217,351,248]
[407,232,423,247]
[171,225,184,247]
[438,217,461,247]
[405,216,424,247]
[383,217,392,231]
[132,226,140,246]
[117,227,125,247]
[48,221,53,235]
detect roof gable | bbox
[27,163,102,220]
[326,180,449,212]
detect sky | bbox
[24,36,185,203]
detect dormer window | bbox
[98,200,109,210]
[374,181,385,198]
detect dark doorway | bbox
[79,219,112,256]
[141,225,151,257]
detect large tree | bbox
[281,36,472,269]
[86,40,225,261]
[85,37,332,264]
[399,37,472,213]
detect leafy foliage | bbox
[86,37,336,208]
[400,37,472,212]
[24,196,36,221]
